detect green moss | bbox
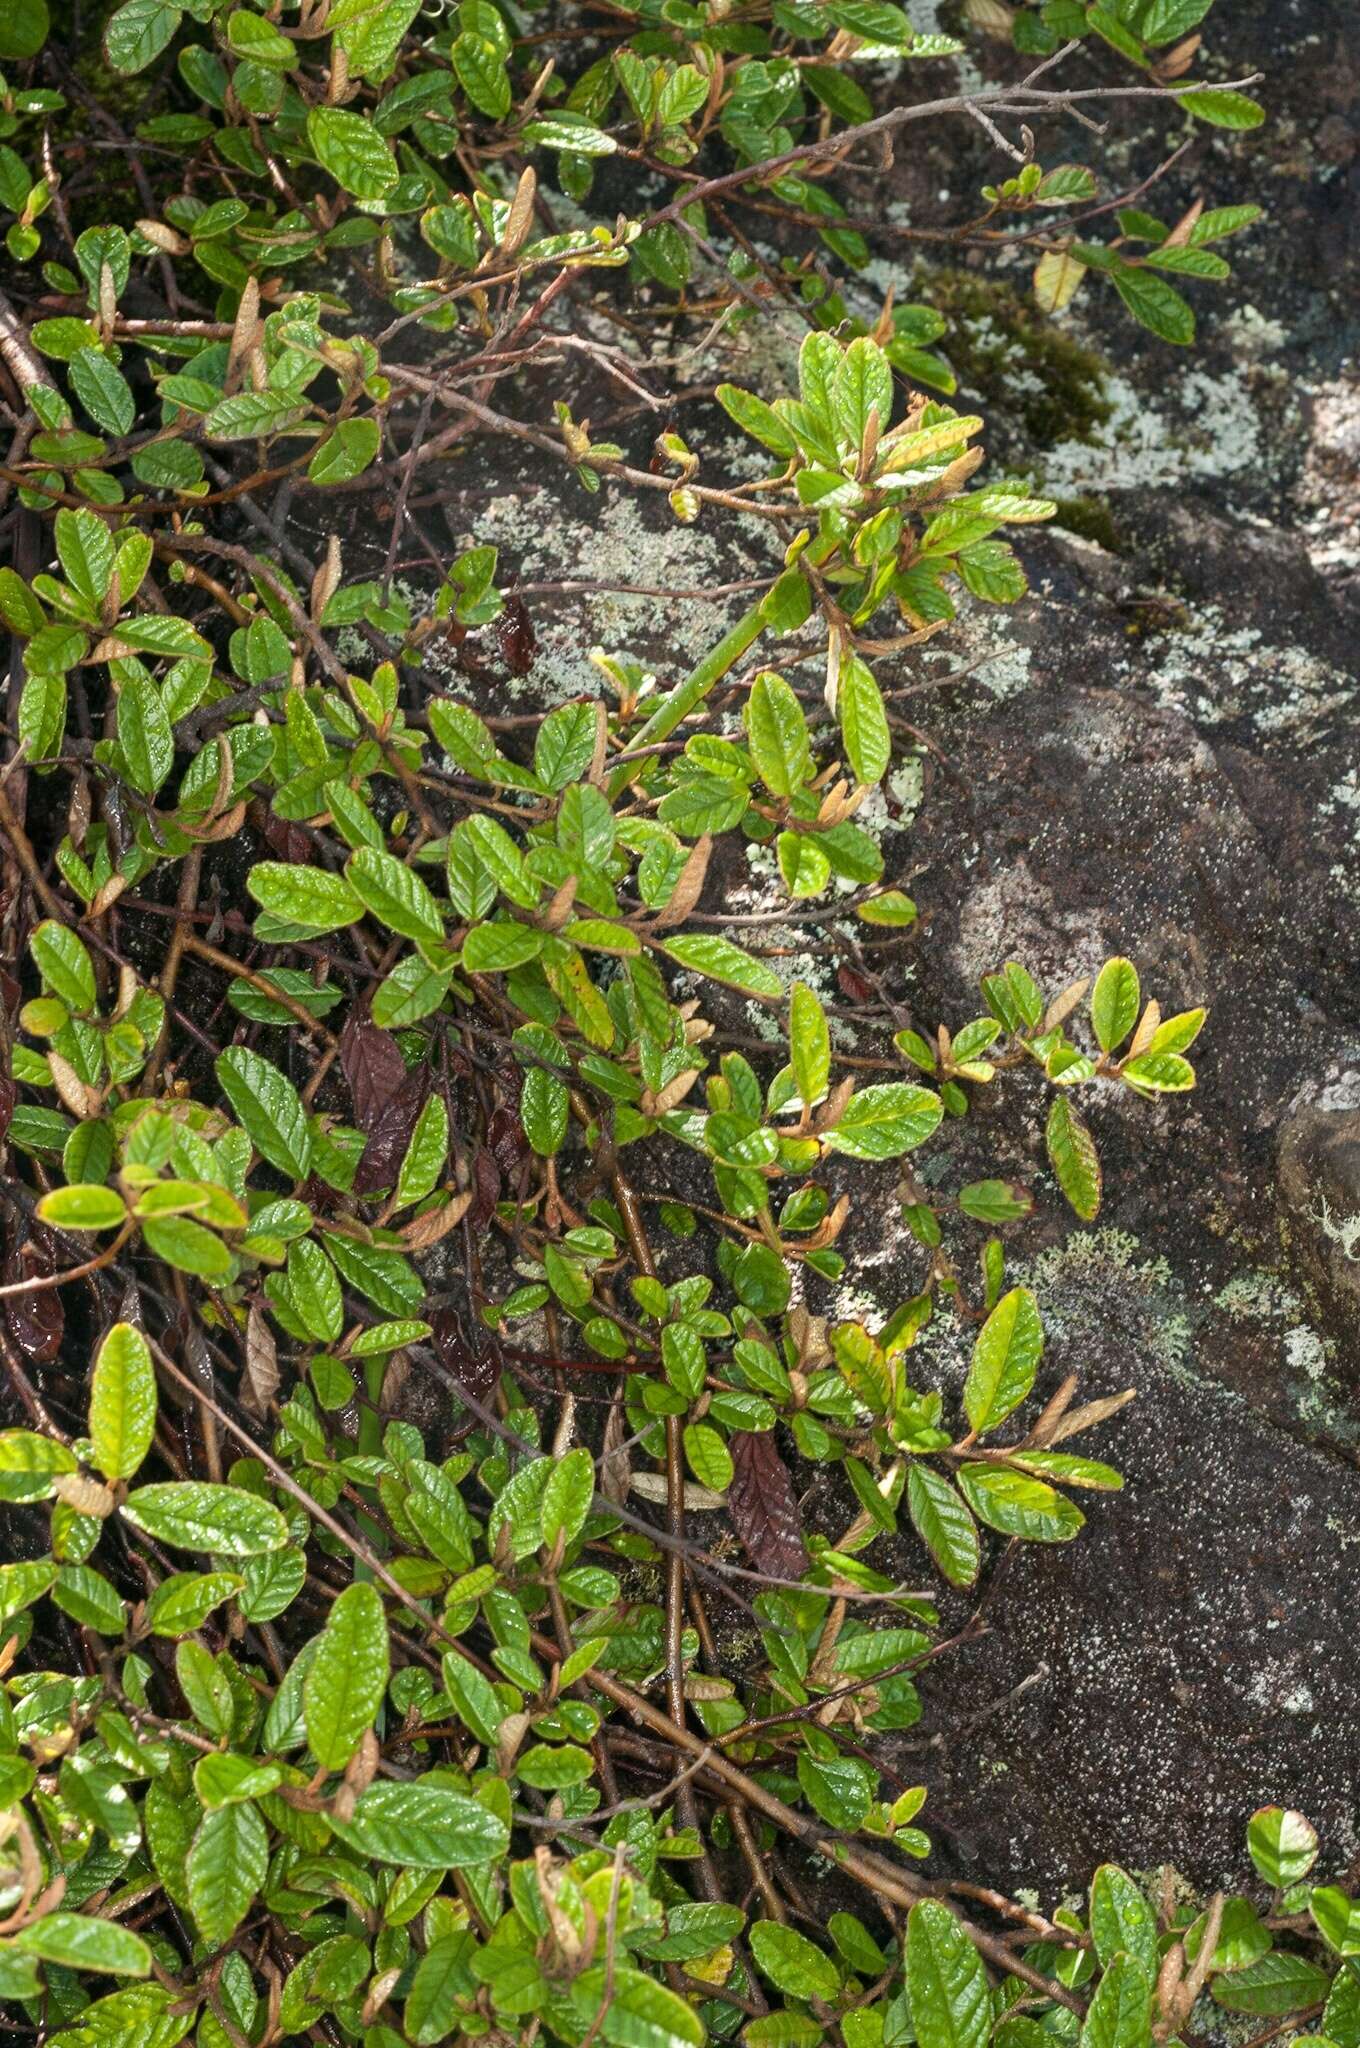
[1051,495,1123,552]
[924,268,1112,449]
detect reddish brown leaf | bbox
[2,1250,64,1364]
[466,1146,501,1230]
[487,1103,528,1183]
[340,1014,407,1133]
[727,1431,807,1584]
[432,1303,502,1437]
[260,814,314,864]
[496,593,537,678]
[352,1063,431,1195]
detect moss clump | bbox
[1052,496,1124,551]
[924,268,1113,449]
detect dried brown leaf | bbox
[727,1431,807,1583]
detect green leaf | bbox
[453,30,511,118]
[215,1046,312,1180]
[0,1557,57,1626]
[750,1921,841,2003]
[18,669,68,767]
[683,1422,733,1494]
[823,1084,943,1161]
[956,1464,1084,1543]
[906,1464,979,1589]
[0,1430,78,1503]
[715,384,798,457]
[308,416,382,484]
[1111,266,1195,345]
[37,1184,128,1231]
[143,1571,243,1637]
[246,861,364,936]
[440,1649,504,1746]
[122,1481,288,1556]
[0,0,49,61]
[304,1579,389,1770]
[14,1912,151,1977]
[1079,1953,1152,2048]
[1247,1807,1319,1889]
[52,1564,126,1633]
[1213,1953,1333,2017]
[790,980,830,1110]
[69,349,135,436]
[88,1321,156,1482]
[116,671,174,798]
[1091,957,1140,1053]
[192,1752,283,1810]
[521,1065,569,1157]
[328,1780,509,1867]
[1311,1888,1360,1958]
[1090,1867,1159,1979]
[1178,88,1265,129]
[906,1900,992,2048]
[1046,1095,1102,1221]
[397,1094,449,1205]
[142,1214,233,1280]
[661,934,784,1000]
[32,920,96,1010]
[963,1286,1042,1434]
[103,0,181,71]
[461,920,543,973]
[1121,1052,1195,1093]
[540,1441,593,1548]
[571,1963,705,2048]
[523,115,617,155]
[203,392,308,442]
[53,505,116,610]
[346,845,446,941]
[286,1238,343,1342]
[307,106,400,199]
[745,670,810,798]
[187,1800,268,1949]
[838,653,890,787]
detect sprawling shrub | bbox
[3,5,1342,2047]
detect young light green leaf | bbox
[963,1286,1042,1434]
[906,1464,980,1589]
[823,1084,943,1161]
[1091,957,1140,1053]
[661,934,784,1000]
[88,1321,156,1482]
[1046,1094,1102,1222]
[122,1482,288,1556]
[347,845,446,942]
[307,106,399,199]
[304,1580,389,1771]
[790,980,831,1110]
[838,652,890,787]
[956,1464,1084,1543]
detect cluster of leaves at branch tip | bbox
[0,0,1289,2038]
